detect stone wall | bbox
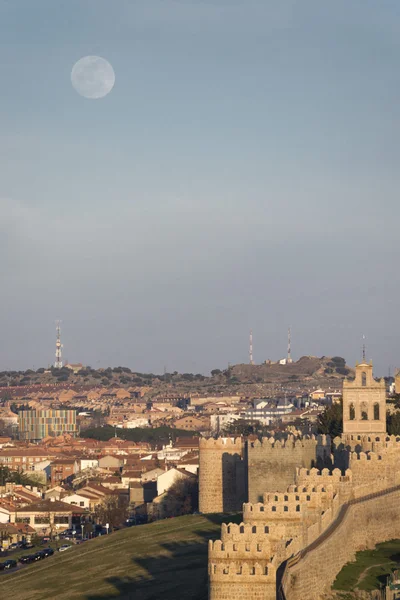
[199,434,330,511]
[199,437,244,513]
[247,436,326,502]
[208,434,400,600]
[280,484,400,600]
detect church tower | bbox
[342,361,386,435]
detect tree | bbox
[387,411,400,435]
[316,402,343,437]
[222,419,268,437]
[211,369,222,376]
[0,419,15,438]
[161,477,199,517]
[94,494,129,530]
[331,356,346,367]
[0,466,11,486]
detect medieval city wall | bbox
[247,436,328,503]
[281,484,400,600]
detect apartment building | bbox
[18,409,79,441]
[0,448,54,471]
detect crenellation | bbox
[206,361,400,600]
[209,538,273,561]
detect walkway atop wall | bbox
[277,483,400,600]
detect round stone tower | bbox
[199,437,244,514]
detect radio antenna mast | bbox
[54,320,63,368]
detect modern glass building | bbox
[18,409,79,441]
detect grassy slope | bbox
[0,515,237,600]
[332,539,400,592]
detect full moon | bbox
[71,56,115,99]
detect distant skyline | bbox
[1,0,399,376]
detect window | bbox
[80,501,85,507]
[374,403,380,420]
[35,516,50,524]
[361,402,368,420]
[349,404,355,420]
[252,526,256,533]
[272,506,276,512]
[260,505,264,512]
[264,526,269,534]
[240,526,244,533]
[296,505,300,512]
[284,506,288,512]
[54,516,69,524]
[284,495,288,501]
[362,372,367,386]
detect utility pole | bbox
[249,330,254,365]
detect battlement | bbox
[249,435,321,452]
[209,538,273,559]
[286,483,335,494]
[243,501,303,518]
[199,437,243,450]
[221,522,273,541]
[296,467,346,480]
[335,434,400,444]
[350,451,382,461]
[209,561,276,582]
[263,489,333,502]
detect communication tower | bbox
[287,327,293,363]
[249,330,254,365]
[54,320,63,368]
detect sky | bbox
[0,0,399,376]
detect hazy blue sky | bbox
[1,0,399,375]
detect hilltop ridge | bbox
[0,356,352,400]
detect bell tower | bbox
[342,361,386,435]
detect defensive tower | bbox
[199,437,245,514]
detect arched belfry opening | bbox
[360,402,368,420]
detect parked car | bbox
[58,545,71,552]
[3,559,17,570]
[19,554,35,564]
[42,548,54,557]
[34,551,46,561]
[8,543,19,551]
[20,542,34,550]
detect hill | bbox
[0,356,353,401]
[0,514,238,600]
